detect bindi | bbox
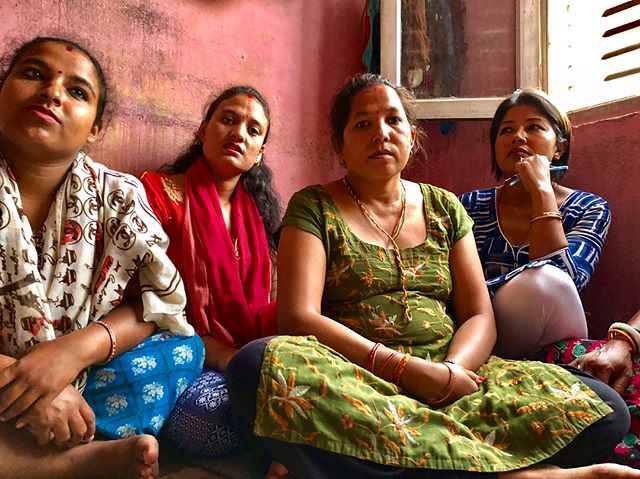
[66,45,74,52]
[57,70,63,75]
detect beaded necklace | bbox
[342,176,412,322]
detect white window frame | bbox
[380,0,544,119]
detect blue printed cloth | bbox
[162,368,245,457]
[84,330,204,439]
[460,187,610,295]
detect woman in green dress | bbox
[226,74,640,479]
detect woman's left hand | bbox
[0,340,84,421]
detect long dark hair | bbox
[490,88,572,181]
[1,36,108,128]
[164,86,282,251]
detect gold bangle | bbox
[94,320,117,365]
[530,212,563,224]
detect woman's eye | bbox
[21,67,43,80]
[221,116,233,125]
[68,87,88,101]
[499,127,512,135]
[528,124,544,131]
[388,116,402,125]
[355,120,368,128]
[249,127,260,136]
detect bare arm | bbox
[517,155,568,259]
[445,231,496,371]
[0,301,156,421]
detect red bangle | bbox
[431,362,457,407]
[392,353,411,385]
[377,350,399,377]
[368,342,382,372]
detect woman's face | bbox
[338,85,416,181]
[197,94,269,180]
[0,41,102,161]
[493,104,563,177]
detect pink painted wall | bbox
[0,0,365,202]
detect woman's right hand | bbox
[400,357,483,407]
[17,384,95,448]
[514,154,553,194]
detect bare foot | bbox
[500,464,640,479]
[72,434,159,479]
[266,460,288,479]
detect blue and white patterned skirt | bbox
[84,330,205,439]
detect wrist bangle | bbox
[392,353,411,385]
[608,322,640,355]
[368,342,382,372]
[431,362,457,406]
[377,350,399,377]
[94,320,117,365]
[530,212,563,224]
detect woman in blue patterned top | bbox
[460,89,610,359]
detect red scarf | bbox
[182,158,276,346]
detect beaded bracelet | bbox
[431,362,457,407]
[608,322,640,355]
[392,353,411,385]
[368,342,382,372]
[94,320,117,365]
[530,212,562,224]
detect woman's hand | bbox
[17,385,95,448]
[0,340,85,421]
[400,357,483,406]
[571,339,634,395]
[514,154,553,194]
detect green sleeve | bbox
[422,184,474,245]
[281,185,326,241]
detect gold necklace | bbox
[342,176,412,322]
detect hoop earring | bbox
[338,156,346,168]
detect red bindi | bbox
[57,70,63,74]
[246,93,255,100]
[66,46,73,52]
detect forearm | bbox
[47,301,156,372]
[279,308,373,371]
[446,314,495,371]
[528,189,568,259]
[627,309,640,330]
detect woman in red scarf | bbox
[140,86,281,461]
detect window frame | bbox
[380,0,544,119]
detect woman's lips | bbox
[223,143,243,156]
[27,105,60,124]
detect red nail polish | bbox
[477,376,486,382]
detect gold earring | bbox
[254,153,263,167]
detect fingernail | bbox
[477,376,486,382]
[0,416,5,422]
[15,420,24,429]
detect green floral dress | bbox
[254,184,611,473]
